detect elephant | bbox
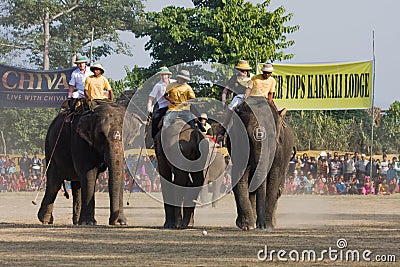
[226,96,295,231]
[154,118,226,229]
[37,101,144,225]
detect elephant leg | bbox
[232,166,255,231]
[265,166,283,232]
[38,166,62,224]
[172,168,190,229]
[79,168,97,225]
[182,171,203,228]
[107,166,126,226]
[71,181,81,225]
[158,160,175,228]
[116,178,127,225]
[255,180,267,230]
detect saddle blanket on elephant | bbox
[61,98,113,117]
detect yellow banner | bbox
[257,61,373,110]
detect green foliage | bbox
[286,106,399,154]
[1,0,145,68]
[135,0,299,68]
[376,101,400,153]
[0,107,58,154]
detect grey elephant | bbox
[155,118,226,229]
[226,96,295,231]
[38,102,143,225]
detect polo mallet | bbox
[126,146,144,206]
[32,190,40,205]
[126,113,152,206]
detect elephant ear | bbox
[76,113,95,147]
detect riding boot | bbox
[65,98,76,123]
[217,109,233,137]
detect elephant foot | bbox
[163,222,177,229]
[109,217,128,226]
[38,212,54,225]
[236,217,255,231]
[256,222,267,231]
[79,218,97,226]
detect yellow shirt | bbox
[84,75,112,100]
[165,82,195,111]
[250,74,276,98]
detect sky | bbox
[101,0,400,110]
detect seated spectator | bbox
[315,177,326,195]
[348,176,361,195]
[378,179,390,195]
[336,177,347,194]
[362,176,375,195]
[307,174,316,194]
[373,175,382,195]
[324,177,337,195]
[285,176,297,194]
[296,174,311,194]
[388,177,399,194]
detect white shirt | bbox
[69,67,93,98]
[149,79,175,109]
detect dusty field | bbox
[0,192,399,266]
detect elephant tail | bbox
[62,181,70,199]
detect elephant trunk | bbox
[105,141,126,225]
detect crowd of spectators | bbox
[2,150,400,198]
[0,152,45,192]
[284,151,400,196]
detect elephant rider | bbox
[163,69,206,132]
[218,60,253,137]
[147,66,175,139]
[84,63,114,108]
[66,54,93,120]
[250,63,286,116]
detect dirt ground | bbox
[0,192,399,266]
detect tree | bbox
[0,107,58,154]
[135,0,298,68]
[1,0,145,69]
[376,101,400,153]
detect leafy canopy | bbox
[1,0,145,69]
[135,0,299,69]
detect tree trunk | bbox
[43,8,50,70]
[0,130,6,155]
